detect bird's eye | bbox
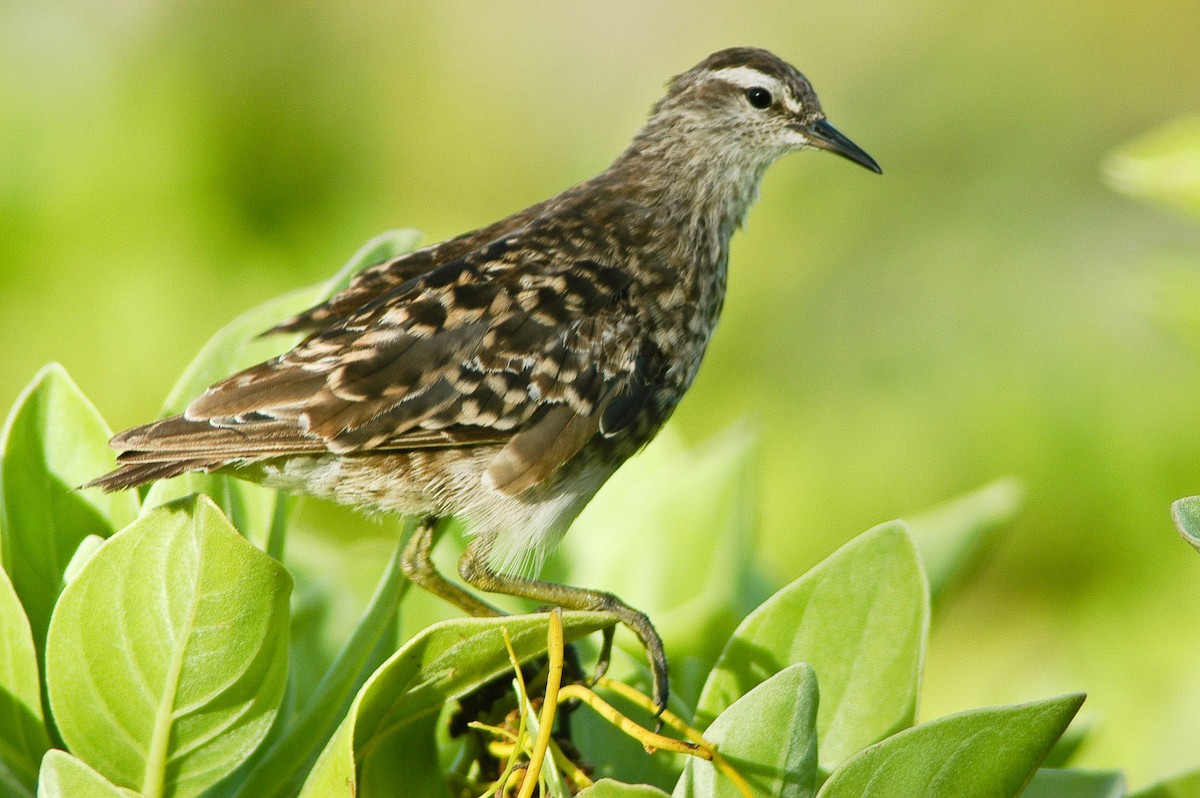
[746,87,773,109]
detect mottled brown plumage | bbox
[89,47,880,712]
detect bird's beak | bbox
[801,118,882,174]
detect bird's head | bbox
[649,47,881,174]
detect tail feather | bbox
[87,412,322,493]
[84,457,219,492]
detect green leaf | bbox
[1131,768,1200,798]
[1103,114,1200,221]
[36,750,136,798]
[299,611,616,798]
[905,477,1024,602]
[0,364,139,657]
[45,495,292,798]
[564,427,760,669]
[695,522,928,775]
[815,693,1085,798]
[674,663,818,798]
[1172,497,1200,553]
[220,535,411,798]
[0,565,49,793]
[357,709,445,798]
[140,474,274,549]
[144,229,420,544]
[1023,769,1126,798]
[580,780,673,798]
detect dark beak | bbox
[803,118,882,174]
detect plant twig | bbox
[556,684,708,758]
[517,608,565,798]
[594,677,755,798]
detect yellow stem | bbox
[468,720,520,743]
[595,677,703,744]
[517,608,565,798]
[594,677,755,798]
[556,684,709,759]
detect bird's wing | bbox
[269,200,555,334]
[132,233,662,495]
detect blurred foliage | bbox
[1132,769,1200,798]
[1104,116,1200,222]
[3,0,1200,790]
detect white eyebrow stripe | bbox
[709,66,801,113]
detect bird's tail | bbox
[84,414,249,492]
[84,412,320,492]
[84,457,218,492]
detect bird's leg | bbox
[400,517,501,617]
[458,538,669,715]
[407,520,587,740]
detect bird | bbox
[87,47,880,714]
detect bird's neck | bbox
[604,129,774,264]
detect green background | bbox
[2,0,1198,787]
